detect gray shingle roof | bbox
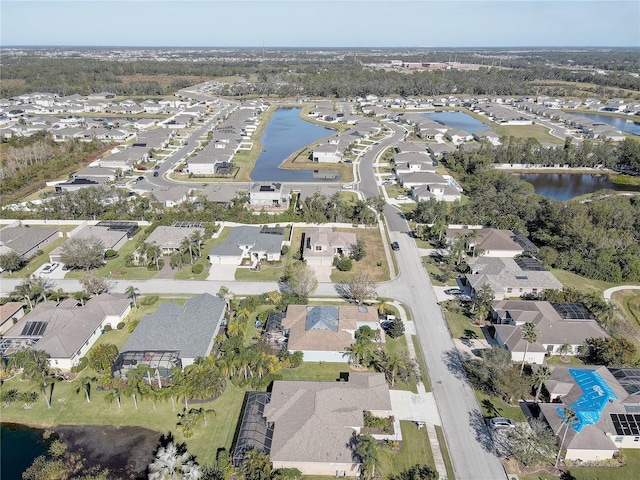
[122,293,225,360]
[0,226,59,257]
[208,226,283,258]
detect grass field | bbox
[475,390,527,422]
[493,124,565,144]
[550,268,617,294]
[611,289,640,331]
[377,421,435,476]
[442,302,484,340]
[329,227,390,283]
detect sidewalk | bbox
[390,301,448,479]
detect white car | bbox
[488,417,516,430]
[395,195,407,200]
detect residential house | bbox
[281,305,380,363]
[49,225,130,263]
[0,294,131,370]
[397,171,449,189]
[0,302,25,335]
[411,184,462,202]
[445,228,532,257]
[0,225,60,261]
[492,300,609,363]
[142,225,205,256]
[303,227,357,267]
[208,226,284,265]
[466,256,563,300]
[538,366,640,461]
[149,186,192,208]
[249,182,289,209]
[232,373,392,475]
[113,293,225,378]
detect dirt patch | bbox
[55,425,161,480]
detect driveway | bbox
[309,263,332,283]
[207,264,238,281]
[390,390,441,426]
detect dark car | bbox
[154,165,160,170]
[136,176,144,181]
[391,241,400,251]
[153,171,159,177]
[444,288,464,296]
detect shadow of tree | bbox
[441,348,467,380]
[464,329,478,340]
[334,282,352,301]
[482,398,501,417]
[469,409,496,454]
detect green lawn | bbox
[0,375,244,465]
[385,335,418,394]
[377,421,436,476]
[550,268,617,294]
[276,362,349,382]
[435,425,455,480]
[442,303,484,339]
[493,124,565,144]
[4,235,67,278]
[475,390,527,422]
[234,264,284,281]
[329,227,390,283]
[411,336,432,392]
[546,355,585,366]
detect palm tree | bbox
[555,407,579,468]
[145,242,162,270]
[558,343,572,360]
[181,236,194,264]
[148,441,201,480]
[450,233,467,265]
[355,434,379,480]
[10,349,54,408]
[520,322,539,375]
[74,375,97,403]
[190,230,204,258]
[376,351,402,386]
[125,285,140,308]
[242,448,272,480]
[226,320,246,338]
[105,385,123,409]
[532,365,552,403]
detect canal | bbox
[518,173,640,200]
[574,112,640,136]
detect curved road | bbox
[0,115,507,479]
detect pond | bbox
[1,423,49,479]
[420,111,489,134]
[250,107,339,182]
[574,112,640,136]
[518,173,640,200]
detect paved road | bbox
[603,284,640,302]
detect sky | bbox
[1,0,639,48]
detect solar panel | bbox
[21,321,47,337]
[171,222,204,229]
[611,413,640,436]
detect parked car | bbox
[391,241,400,251]
[444,288,464,295]
[41,263,53,273]
[154,165,160,170]
[488,417,516,430]
[136,176,144,181]
[153,171,159,177]
[395,195,407,200]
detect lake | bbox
[250,108,339,182]
[518,173,640,200]
[421,111,488,134]
[575,112,640,136]
[1,423,49,479]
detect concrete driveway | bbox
[207,264,238,281]
[390,390,442,426]
[309,263,332,283]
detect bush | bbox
[116,322,125,330]
[386,319,405,339]
[192,263,204,274]
[103,324,112,332]
[71,357,88,373]
[281,245,289,256]
[336,257,352,271]
[140,295,159,306]
[104,249,117,258]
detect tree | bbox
[355,434,379,480]
[388,464,437,480]
[287,262,317,298]
[148,440,201,480]
[532,365,552,403]
[125,285,140,307]
[348,272,377,305]
[10,275,53,309]
[88,343,119,372]
[555,407,579,468]
[73,290,90,306]
[191,230,204,258]
[471,284,494,314]
[242,448,272,480]
[558,343,572,360]
[145,242,162,270]
[170,251,183,270]
[580,337,638,367]
[386,318,405,339]
[10,349,55,408]
[508,419,557,467]
[181,236,195,264]
[0,251,23,273]
[59,235,105,271]
[74,375,97,403]
[79,272,111,296]
[349,239,366,261]
[520,322,539,375]
[450,233,468,265]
